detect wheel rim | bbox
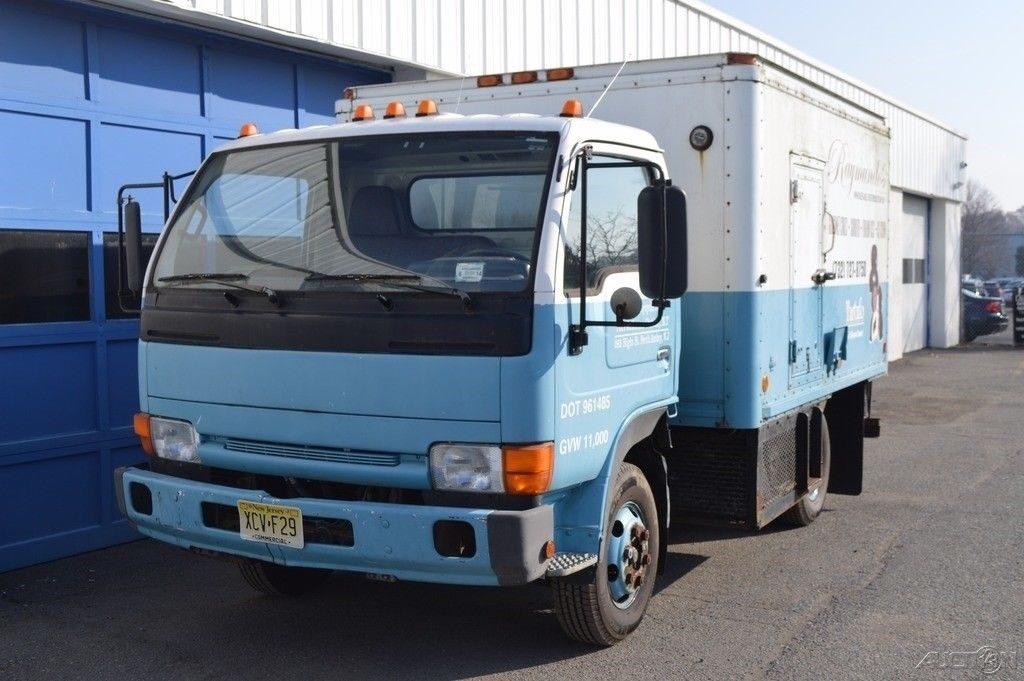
[605,500,652,609]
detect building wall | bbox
[0,0,386,572]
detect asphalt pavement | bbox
[2,333,1022,680]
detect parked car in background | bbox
[982,280,1004,302]
[962,288,1009,342]
[995,278,1024,304]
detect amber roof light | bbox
[352,104,375,121]
[416,99,439,117]
[560,99,583,118]
[384,101,406,119]
[237,122,259,138]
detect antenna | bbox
[586,57,629,119]
[454,76,467,114]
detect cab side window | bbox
[563,158,649,292]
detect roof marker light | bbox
[416,99,439,117]
[560,99,583,118]
[477,74,504,87]
[384,101,406,119]
[352,104,375,121]
[511,71,538,84]
[237,122,259,138]
[546,67,575,81]
[726,53,757,65]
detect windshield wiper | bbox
[304,272,473,310]
[158,273,280,306]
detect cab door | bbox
[553,145,676,482]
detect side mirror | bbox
[610,286,643,322]
[637,184,688,300]
[124,199,144,294]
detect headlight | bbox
[150,417,201,463]
[429,444,503,493]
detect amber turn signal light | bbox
[559,99,583,118]
[416,99,439,116]
[237,122,259,138]
[133,412,154,456]
[352,104,374,121]
[502,442,554,495]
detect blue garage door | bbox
[0,0,387,572]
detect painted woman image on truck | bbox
[870,244,884,341]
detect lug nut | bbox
[641,554,651,566]
[640,529,650,541]
[634,575,643,589]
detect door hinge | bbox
[789,340,798,364]
[790,179,800,204]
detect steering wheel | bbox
[455,247,530,262]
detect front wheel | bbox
[239,559,332,596]
[552,462,659,646]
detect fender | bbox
[552,400,674,555]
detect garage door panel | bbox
[0,341,98,445]
[901,195,929,353]
[0,111,89,211]
[96,25,203,117]
[0,0,387,572]
[0,450,101,547]
[0,3,85,99]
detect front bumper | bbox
[115,466,553,586]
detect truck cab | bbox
[116,102,687,645]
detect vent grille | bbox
[219,438,400,467]
[759,428,797,506]
[667,427,755,524]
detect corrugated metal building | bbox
[0,0,965,571]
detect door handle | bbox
[656,347,671,361]
[811,269,836,285]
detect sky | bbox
[704,0,1024,210]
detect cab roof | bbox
[214,113,661,154]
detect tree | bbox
[961,180,1021,279]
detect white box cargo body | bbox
[340,54,890,430]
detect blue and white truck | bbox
[115,53,888,645]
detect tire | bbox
[239,559,332,596]
[782,413,831,526]
[552,462,660,646]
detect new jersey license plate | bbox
[237,500,304,549]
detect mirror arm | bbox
[585,299,670,329]
[569,150,591,355]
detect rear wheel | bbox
[782,414,831,526]
[239,559,331,596]
[552,462,659,646]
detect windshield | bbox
[151,132,558,294]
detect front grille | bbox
[218,438,400,467]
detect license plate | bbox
[237,500,304,549]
